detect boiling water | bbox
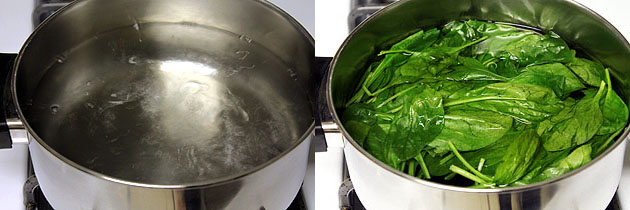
[27,23,311,185]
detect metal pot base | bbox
[23,175,309,210]
[337,178,624,210]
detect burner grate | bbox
[348,0,398,30]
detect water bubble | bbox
[111,93,118,97]
[235,50,250,60]
[237,64,255,70]
[50,104,60,114]
[128,56,139,65]
[238,34,253,43]
[287,68,298,80]
[56,55,66,63]
[86,81,92,86]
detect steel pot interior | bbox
[328,0,630,197]
[13,0,315,187]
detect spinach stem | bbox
[449,165,492,185]
[361,83,375,96]
[444,96,523,107]
[346,90,365,107]
[387,105,404,113]
[374,113,395,119]
[449,36,489,54]
[366,97,377,104]
[447,141,493,182]
[439,153,454,165]
[594,80,606,101]
[408,160,417,177]
[376,85,418,109]
[597,128,623,153]
[378,49,414,56]
[444,172,456,181]
[595,68,620,154]
[605,68,612,99]
[415,153,431,179]
[482,57,498,67]
[477,158,486,172]
[369,81,407,97]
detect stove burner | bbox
[338,178,622,210]
[23,176,52,210]
[349,0,398,30]
[33,0,73,27]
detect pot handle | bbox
[313,57,343,152]
[0,53,27,149]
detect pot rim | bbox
[326,0,630,193]
[12,0,315,190]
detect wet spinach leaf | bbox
[446,83,564,123]
[566,58,605,87]
[342,20,628,188]
[474,32,575,67]
[597,69,629,135]
[510,63,585,99]
[518,144,592,184]
[538,82,605,151]
[389,86,445,160]
[494,129,540,185]
[428,109,512,153]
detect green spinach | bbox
[341,20,627,188]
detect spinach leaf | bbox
[423,152,452,176]
[428,109,512,153]
[347,29,440,105]
[439,20,519,49]
[589,129,622,158]
[597,69,629,135]
[519,144,592,184]
[344,121,371,146]
[566,58,605,87]
[383,36,488,76]
[513,148,570,186]
[446,83,564,123]
[435,80,492,99]
[343,20,628,188]
[474,32,575,67]
[440,57,509,82]
[538,82,605,151]
[492,58,521,78]
[510,63,585,99]
[494,129,540,185]
[364,123,392,165]
[388,86,445,160]
[428,129,517,177]
[392,28,441,52]
[342,104,380,145]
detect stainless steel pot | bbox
[326,0,630,209]
[4,0,314,209]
